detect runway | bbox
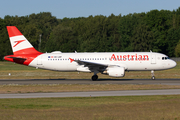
[1,89,180,98]
[0,78,180,85]
[1,79,180,98]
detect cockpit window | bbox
[162,57,169,60]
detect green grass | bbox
[0,61,35,71]
[0,95,180,120]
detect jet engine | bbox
[107,66,125,77]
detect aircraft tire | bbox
[151,76,155,80]
[92,75,98,81]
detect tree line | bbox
[0,8,180,60]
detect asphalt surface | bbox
[1,79,180,98]
[0,78,180,85]
[1,89,180,98]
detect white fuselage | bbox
[29,52,176,72]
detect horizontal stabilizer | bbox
[5,56,27,60]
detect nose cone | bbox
[170,60,177,68]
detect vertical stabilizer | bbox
[7,26,41,55]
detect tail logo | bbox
[13,40,25,47]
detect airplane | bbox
[4,26,177,81]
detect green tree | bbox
[175,40,180,57]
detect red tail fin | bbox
[7,26,41,55]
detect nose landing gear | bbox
[151,70,155,80]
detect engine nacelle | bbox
[107,67,125,77]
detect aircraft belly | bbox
[126,61,153,71]
[42,61,77,71]
[127,62,165,71]
[29,57,77,71]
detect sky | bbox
[0,0,180,19]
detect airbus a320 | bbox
[4,26,177,80]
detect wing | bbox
[69,58,108,73]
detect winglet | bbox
[69,58,74,63]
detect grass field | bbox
[0,95,180,120]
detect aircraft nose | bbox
[171,60,177,68]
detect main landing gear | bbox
[92,74,98,81]
[151,70,155,80]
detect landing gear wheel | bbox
[151,70,155,80]
[151,76,155,80]
[92,75,98,81]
